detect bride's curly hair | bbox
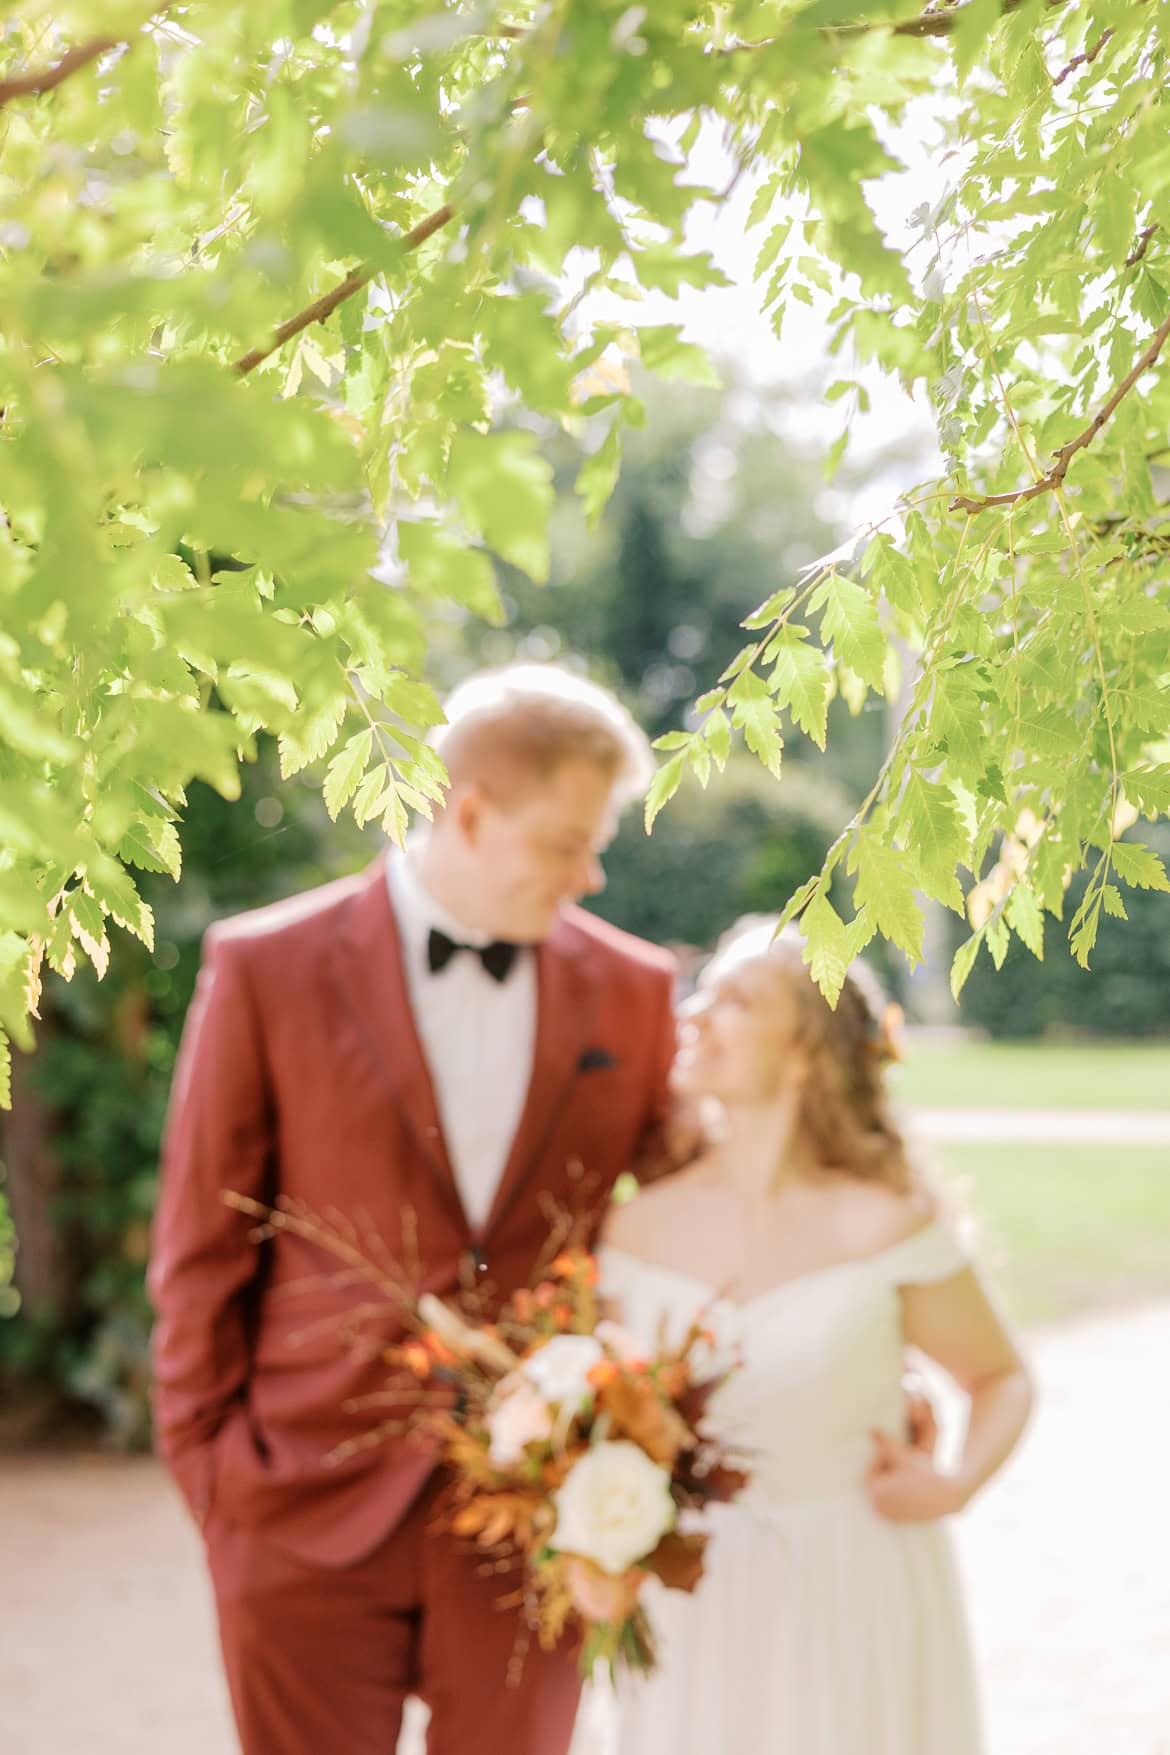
[709,917,921,1197]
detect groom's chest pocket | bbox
[554,1056,642,1163]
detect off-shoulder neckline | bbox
[599,1217,946,1314]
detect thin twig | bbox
[1052,25,1113,86]
[725,0,1070,49]
[231,203,454,376]
[951,312,1170,514]
[1126,225,1158,268]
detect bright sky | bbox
[585,115,952,537]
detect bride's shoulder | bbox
[820,1173,938,1259]
[602,1158,716,1257]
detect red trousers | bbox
[206,1480,582,1755]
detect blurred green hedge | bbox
[958,822,1170,1039]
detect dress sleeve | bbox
[882,1217,972,1286]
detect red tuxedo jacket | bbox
[149,856,677,1565]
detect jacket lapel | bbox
[331,855,466,1231]
[480,915,598,1242]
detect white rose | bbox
[552,1440,677,1576]
[486,1375,554,1468]
[520,1335,604,1412]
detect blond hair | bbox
[434,663,654,807]
[707,918,919,1196]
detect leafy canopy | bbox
[2,0,1170,1098]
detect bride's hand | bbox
[903,1371,939,1458]
[563,1555,645,1623]
[864,1429,965,1523]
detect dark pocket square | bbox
[577,1046,618,1072]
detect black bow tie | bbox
[427,927,520,985]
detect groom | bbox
[149,663,677,1755]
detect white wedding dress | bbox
[572,1219,984,1755]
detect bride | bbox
[581,918,1033,1755]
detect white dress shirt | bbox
[386,851,537,1231]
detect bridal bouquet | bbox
[222,1193,747,1678]
[402,1249,748,1678]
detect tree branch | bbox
[0,7,172,109]
[231,203,455,377]
[0,35,119,107]
[950,311,1170,515]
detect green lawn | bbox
[894,1039,1170,1112]
[939,1143,1170,1327]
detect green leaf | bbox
[768,628,829,749]
[575,425,622,529]
[800,890,874,1006]
[949,930,984,1001]
[743,588,796,631]
[279,695,348,780]
[703,708,732,770]
[448,431,554,584]
[901,773,967,913]
[849,831,924,966]
[119,817,182,880]
[1070,900,1101,970]
[638,327,719,387]
[1124,766,1170,816]
[1101,883,1128,920]
[810,574,886,691]
[323,729,373,821]
[987,915,1010,971]
[68,892,110,979]
[644,751,688,832]
[633,246,731,296]
[728,669,783,779]
[1005,881,1045,959]
[91,876,152,951]
[952,0,1003,80]
[0,681,78,763]
[1110,841,1170,893]
[351,764,388,829]
[397,518,503,623]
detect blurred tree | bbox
[594,757,857,956]
[958,823,1170,1041]
[457,377,889,799]
[0,745,368,1441]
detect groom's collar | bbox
[386,843,498,953]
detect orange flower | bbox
[402,1342,431,1379]
[534,1284,556,1311]
[551,1253,579,1278]
[587,1359,619,1391]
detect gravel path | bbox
[4,1301,1169,1755]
